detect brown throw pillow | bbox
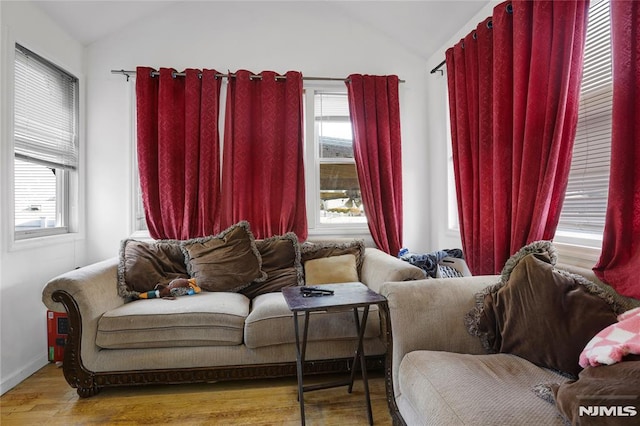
[240,232,303,299]
[300,240,365,280]
[181,221,267,292]
[118,238,189,299]
[551,358,640,425]
[466,241,622,378]
[304,254,359,285]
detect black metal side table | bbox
[282,282,387,425]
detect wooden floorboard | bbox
[0,363,392,425]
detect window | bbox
[309,91,367,228]
[556,0,612,247]
[131,87,368,235]
[13,44,79,239]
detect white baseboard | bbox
[0,354,48,396]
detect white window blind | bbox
[14,44,79,171]
[557,0,612,237]
[315,92,351,122]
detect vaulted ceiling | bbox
[32,0,491,63]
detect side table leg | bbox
[348,308,362,392]
[293,311,306,425]
[349,306,373,425]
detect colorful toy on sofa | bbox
[138,278,201,299]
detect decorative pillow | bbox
[580,307,640,367]
[181,221,267,292]
[304,254,359,285]
[465,240,622,377]
[240,232,303,299]
[300,240,365,280]
[551,358,640,425]
[118,238,188,299]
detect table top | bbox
[282,282,386,312]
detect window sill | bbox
[9,231,84,252]
[129,230,152,240]
[553,241,600,270]
[442,228,601,270]
[307,225,374,245]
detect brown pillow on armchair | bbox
[466,241,623,377]
[551,356,640,425]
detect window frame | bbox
[303,85,370,238]
[6,40,83,246]
[554,0,612,250]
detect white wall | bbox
[0,1,86,394]
[84,0,434,263]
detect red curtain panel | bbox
[135,67,222,240]
[220,70,307,240]
[347,74,403,256]
[594,0,640,299]
[446,0,588,274]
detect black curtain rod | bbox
[111,69,405,83]
[431,2,513,77]
[430,60,446,75]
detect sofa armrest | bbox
[361,248,425,293]
[379,275,499,397]
[42,257,123,375]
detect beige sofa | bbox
[42,246,424,397]
[380,261,640,426]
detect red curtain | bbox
[446,0,588,274]
[346,74,403,255]
[220,70,307,240]
[136,67,222,240]
[593,1,640,299]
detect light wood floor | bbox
[0,363,393,425]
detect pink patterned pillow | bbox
[579,306,640,367]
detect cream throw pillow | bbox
[304,254,359,285]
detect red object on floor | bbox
[47,311,68,363]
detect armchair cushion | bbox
[397,351,568,425]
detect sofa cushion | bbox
[551,358,640,425]
[397,351,568,426]
[181,221,267,292]
[240,232,303,299]
[304,253,359,285]
[118,238,188,299]
[466,241,621,377]
[301,240,365,280]
[96,292,250,349]
[243,291,380,349]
